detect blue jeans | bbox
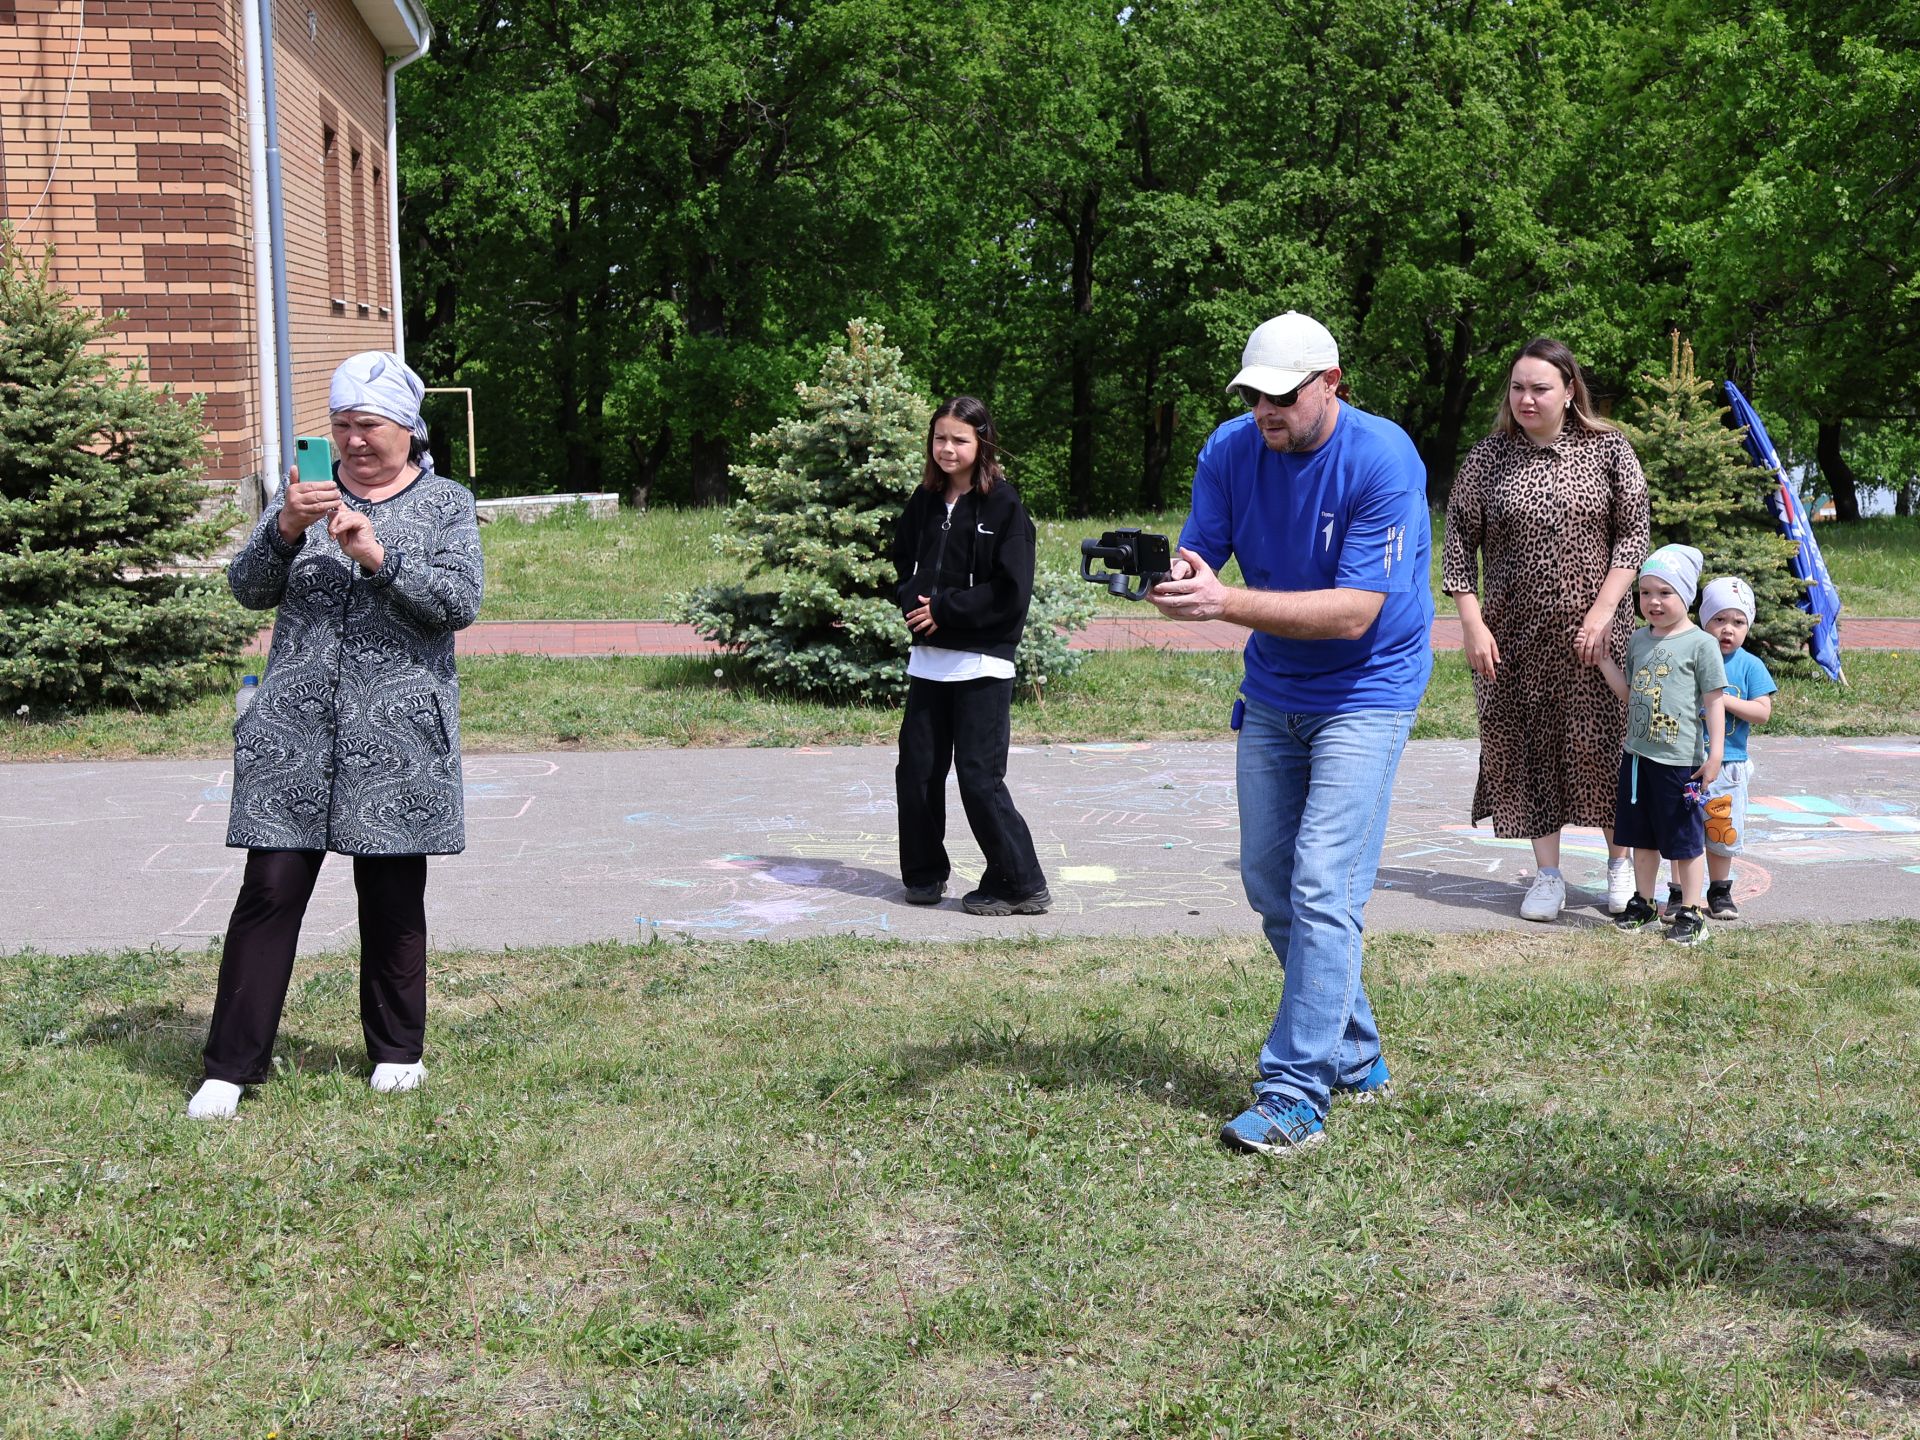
[1236,699,1416,1115]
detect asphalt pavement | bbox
[4,736,1917,956]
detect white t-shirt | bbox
[906,498,1016,682]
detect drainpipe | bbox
[240,0,281,501]
[257,0,294,481]
[385,17,431,360]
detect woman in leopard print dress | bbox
[1441,337,1649,923]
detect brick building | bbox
[0,0,431,504]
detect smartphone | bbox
[294,435,335,486]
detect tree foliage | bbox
[1619,336,1812,667]
[1620,0,1920,520]
[396,0,1916,522]
[0,234,252,711]
[681,319,1090,702]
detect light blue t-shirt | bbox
[1179,406,1435,713]
[1707,646,1777,763]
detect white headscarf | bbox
[329,351,432,468]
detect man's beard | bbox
[1269,412,1327,453]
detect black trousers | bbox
[202,849,429,1085]
[896,675,1045,898]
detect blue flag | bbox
[1723,381,1844,682]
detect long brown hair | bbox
[1492,336,1614,438]
[921,395,1004,494]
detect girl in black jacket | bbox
[890,396,1050,914]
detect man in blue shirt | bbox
[1149,311,1434,1154]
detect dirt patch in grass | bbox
[869,1204,976,1298]
[930,1360,1092,1440]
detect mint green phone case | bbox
[294,436,335,486]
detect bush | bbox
[1619,335,1813,668]
[682,319,1090,703]
[0,232,253,711]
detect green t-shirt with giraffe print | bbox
[1623,624,1727,767]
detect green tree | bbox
[682,319,1089,701]
[1627,0,1920,522]
[1619,335,1811,667]
[0,236,252,710]
[399,0,923,505]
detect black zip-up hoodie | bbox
[890,481,1037,663]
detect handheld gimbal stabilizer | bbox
[1079,529,1172,602]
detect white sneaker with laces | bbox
[1519,872,1566,923]
[370,1061,426,1094]
[1605,857,1635,915]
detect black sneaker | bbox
[1614,894,1660,932]
[1665,904,1710,947]
[961,885,1052,916]
[903,882,945,906]
[1707,882,1739,922]
[1663,884,1684,920]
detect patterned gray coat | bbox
[226,468,484,855]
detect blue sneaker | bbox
[1218,1096,1324,1155]
[1334,1054,1391,1104]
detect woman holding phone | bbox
[187,351,484,1119]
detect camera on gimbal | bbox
[1079,529,1172,601]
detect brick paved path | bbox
[246,614,1920,658]
[432,615,1920,658]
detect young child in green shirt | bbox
[1593,544,1727,946]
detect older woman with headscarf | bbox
[188,352,484,1120]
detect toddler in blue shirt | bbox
[1680,576,1777,921]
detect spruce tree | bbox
[1619,334,1813,667]
[0,232,253,711]
[682,319,1090,702]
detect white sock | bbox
[370,1061,426,1094]
[187,1079,241,1120]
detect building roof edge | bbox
[346,0,432,58]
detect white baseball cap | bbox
[1227,312,1340,397]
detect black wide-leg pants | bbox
[895,675,1046,899]
[201,849,429,1085]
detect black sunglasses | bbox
[1236,372,1323,409]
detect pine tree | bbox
[0,232,254,711]
[682,319,1091,702]
[1619,334,1813,668]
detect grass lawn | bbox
[1809,517,1920,618]
[4,922,1917,1436]
[476,506,1920,622]
[6,649,1919,763]
[478,504,1246,622]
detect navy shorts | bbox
[1613,753,1705,860]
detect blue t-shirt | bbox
[1179,406,1435,713]
[1707,646,1777,763]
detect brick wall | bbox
[0,0,401,497]
[274,0,394,443]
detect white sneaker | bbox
[370,1061,426,1094]
[1519,872,1566,923]
[186,1079,241,1120]
[1606,857,1635,915]
[1605,856,1635,913]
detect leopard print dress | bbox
[1441,426,1650,838]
